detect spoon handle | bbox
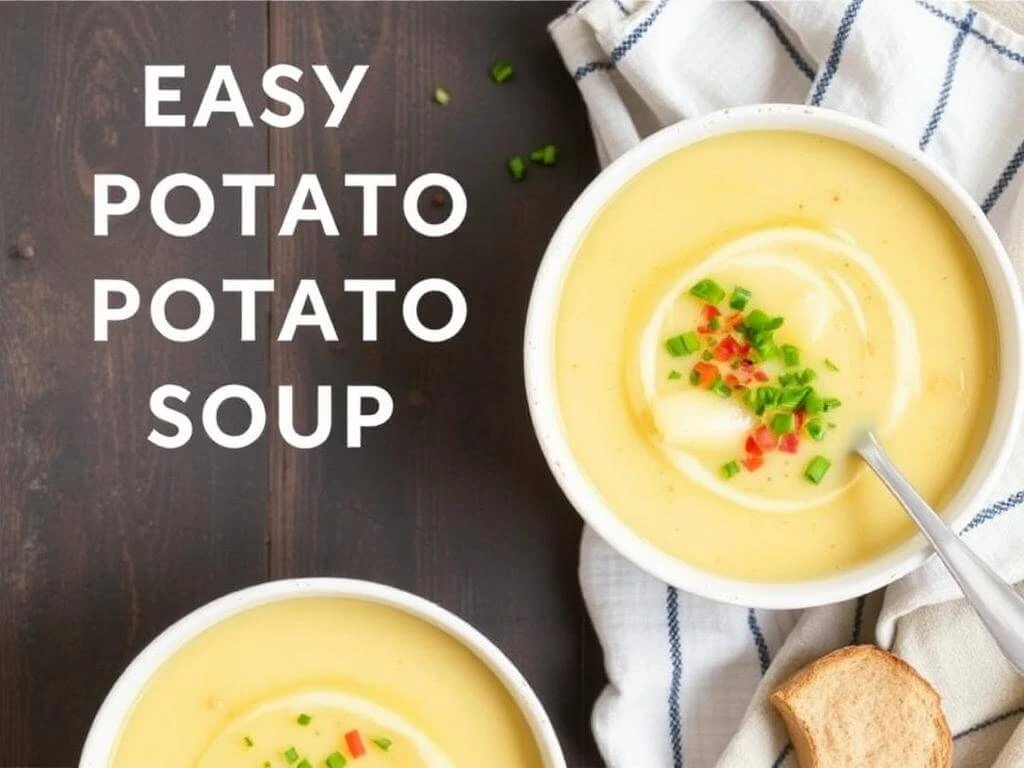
[856,431,1024,675]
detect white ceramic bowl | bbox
[524,103,1024,610]
[79,578,567,768]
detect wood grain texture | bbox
[0,3,269,764]
[0,3,604,765]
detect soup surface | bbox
[111,597,544,768]
[555,130,998,581]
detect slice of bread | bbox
[770,645,952,768]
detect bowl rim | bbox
[523,103,1024,609]
[78,577,567,768]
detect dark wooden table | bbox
[0,3,604,765]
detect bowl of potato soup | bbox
[80,579,565,768]
[524,104,1023,609]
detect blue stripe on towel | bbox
[747,608,772,674]
[808,0,864,106]
[981,139,1024,214]
[573,60,616,80]
[963,488,1024,532]
[955,705,1024,740]
[746,1,816,81]
[610,0,671,62]
[916,0,1024,65]
[919,9,976,150]
[770,744,792,768]
[666,585,684,767]
[573,0,671,81]
[613,0,629,15]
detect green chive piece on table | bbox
[805,455,832,484]
[433,86,451,106]
[507,155,526,181]
[721,460,741,479]
[490,60,514,83]
[798,368,817,384]
[296,713,312,726]
[824,358,840,372]
[284,747,299,764]
[325,751,348,768]
[729,286,751,310]
[688,278,726,304]
[372,737,393,751]
[530,143,559,166]
[781,344,800,367]
[778,386,809,409]
[668,369,682,380]
[823,397,842,411]
[771,412,795,435]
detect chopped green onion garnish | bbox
[721,460,741,479]
[744,309,784,332]
[805,455,832,484]
[326,752,348,768]
[668,369,682,380]
[771,412,795,435]
[689,278,726,304]
[296,713,312,726]
[806,418,827,441]
[665,331,700,357]
[243,735,254,747]
[264,762,271,768]
[433,86,451,106]
[729,286,751,310]
[778,386,809,409]
[372,737,393,751]
[284,747,299,764]
[823,397,842,411]
[742,388,757,410]
[709,379,731,398]
[824,358,840,372]
[530,143,559,166]
[701,350,713,361]
[507,155,526,182]
[778,372,799,387]
[756,386,780,407]
[802,390,824,415]
[490,60,514,83]
[781,344,800,367]
[798,368,817,384]
[296,759,312,768]
[708,316,721,331]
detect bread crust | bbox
[770,645,952,768]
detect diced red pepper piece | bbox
[742,453,764,471]
[701,304,721,321]
[713,336,741,362]
[779,433,800,453]
[737,343,752,358]
[753,369,769,382]
[794,409,806,429]
[745,435,761,455]
[345,729,367,758]
[753,425,777,452]
[697,324,712,335]
[724,312,744,330]
[692,361,719,389]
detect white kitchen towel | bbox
[549,1,1024,766]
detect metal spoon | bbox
[855,430,1024,675]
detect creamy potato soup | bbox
[556,131,997,582]
[111,598,544,768]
